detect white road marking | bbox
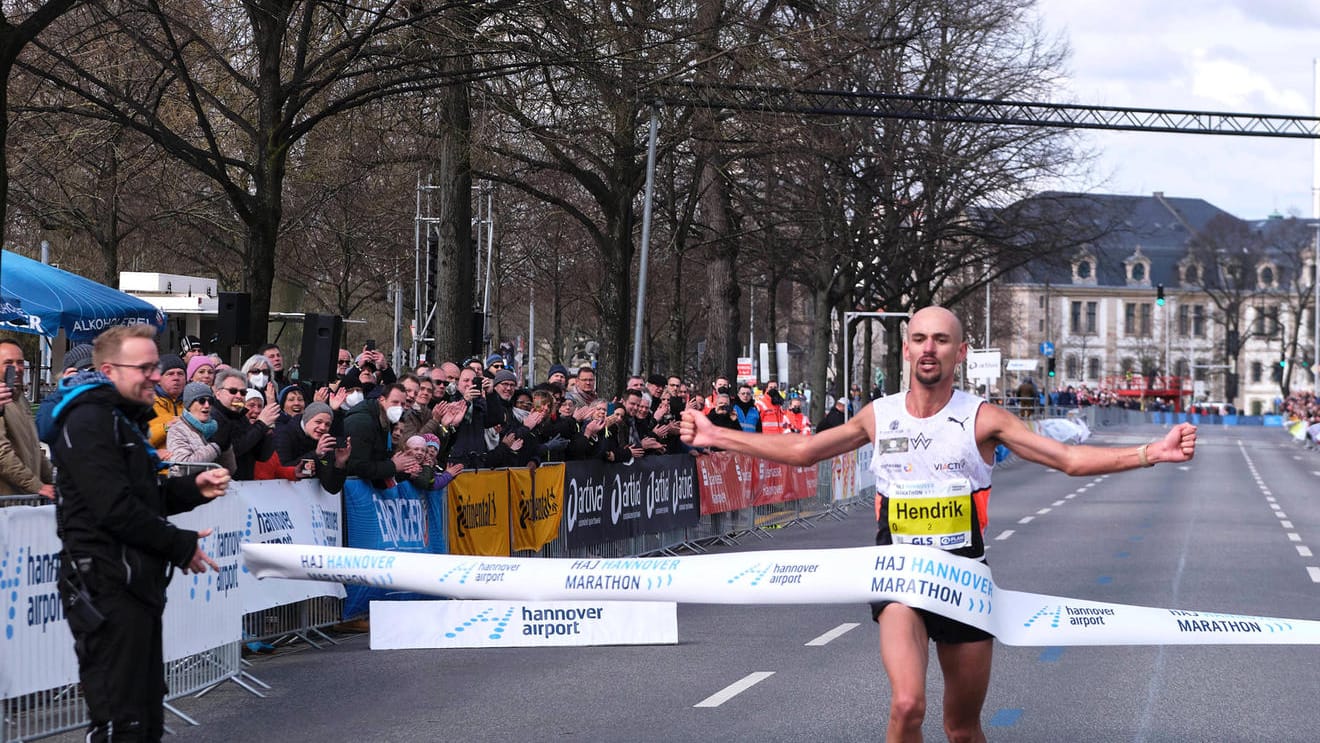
[1266,497,1276,503]
[1261,490,1272,496]
[1293,456,1302,461]
[1018,516,1034,524]
[1177,465,1192,471]
[1282,520,1294,528]
[1313,472,1320,477]
[1308,567,1320,583]
[805,623,860,647]
[1052,500,1065,506]
[1289,533,1302,542]
[1065,493,1077,499]
[1037,508,1052,515]
[695,672,775,707]
[1270,504,1281,510]
[1277,512,1289,519]
[1298,546,1313,558]
[995,530,1014,541]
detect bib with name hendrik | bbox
[888,477,974,550]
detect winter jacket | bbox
[52,381,207,611]
[148,389,185,448]
[165,415,235,477]
[0,398,53,495]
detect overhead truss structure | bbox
[655,82,1320,139]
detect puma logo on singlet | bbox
[947,415,968,431]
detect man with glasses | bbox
[565,365,598,408]
[336,349,354,379]
[0,339,52,498]
[52,325,230,742]
[211,368,280,479]
[484,353,505,377]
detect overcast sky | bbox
[1033,0,1319,219]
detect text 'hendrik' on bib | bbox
[888,478,973,550]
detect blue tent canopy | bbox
[0,250,167,341]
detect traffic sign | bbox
[1039,341,1054,358]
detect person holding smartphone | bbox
[0,339,52,499]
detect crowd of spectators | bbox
[0,332,833,498]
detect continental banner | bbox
[342,478,448,617]
[247,542,1320,647]
[511,464,564,553]
[448,469,511,557]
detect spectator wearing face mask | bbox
[781,395,812,435]
[343,382,421,488]
[240,354,275,402]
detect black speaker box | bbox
[299,313,343,384]
[216,292,251,348]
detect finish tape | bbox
[243,542,1318,646]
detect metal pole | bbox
[413,175,422,364]
[392,276,403,370]
[481,190,495,356]
[631,104,659,376]
[1313,58,1320,386]
[528,299,535,385]
[843,312,851,420]
[40,240,51,389]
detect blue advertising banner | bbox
[342,479,448,617]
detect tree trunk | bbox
[431,48,475,363]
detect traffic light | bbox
[1047,357,1056,377]
[1156,284,1165,306]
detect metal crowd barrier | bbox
[4,449,867,741]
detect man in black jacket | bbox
[343,383,419,487]
[53,325,230,742]
[211,368,279,479]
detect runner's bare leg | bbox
[879,604,932,742]
[935,638,992,743]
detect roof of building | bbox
[1002,191,1317,291]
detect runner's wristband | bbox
[1137,443,1153,468]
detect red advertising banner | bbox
[751,457,818,506]
[695,451,754,514]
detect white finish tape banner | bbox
[245,542,1320,646]
[369,600,678,649]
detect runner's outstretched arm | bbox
[680,404,872,467]
[978,404,1196,476]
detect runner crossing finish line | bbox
[242,542,1320,646]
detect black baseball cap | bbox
[181,335,204,354]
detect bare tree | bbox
[1186,213,1269,404]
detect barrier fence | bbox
[8,423,1140,741]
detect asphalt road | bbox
[56,423,1320,742]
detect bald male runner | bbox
[680,306,1197,742]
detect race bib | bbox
[888,478,974,550]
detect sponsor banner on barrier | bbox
[632,454,700,533]
[238,480,345,614]
[1,481,346,697]
[369,600,678,649]
[831,450,857,504]
[447,470,510,556]
[563,459,607,550]
[695,451,749,515]
[165,493,245,661]
[247,542,1320,646]
[0,504,76,698]
[343,479,448,617]
[511,465,563,553]
[856,443,876,500]
[751,455,817,506]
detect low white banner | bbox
[0,505,76,697]
[369,600,677,649]
[235,480,345,614]
[1006,359,1038,372]
[246,542,1320,646]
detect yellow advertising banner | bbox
[447,470,510,556]
[511,464,565,553]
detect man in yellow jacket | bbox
[148,354,188,449]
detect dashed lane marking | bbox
[1298,547,1313,558]
[1036,508,1052,515]
[1289,533,1302,542]
[1308,567,1320,583]
[694,672,775,708]
[1282,521,1294,528]
[805,623,860,647]
[1052,500,1065,506]
[995,530,1014,541]
[1018,516,1034,524]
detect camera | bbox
[717,385,731,395]
[3,366,14,389]
[364,339,376,351]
